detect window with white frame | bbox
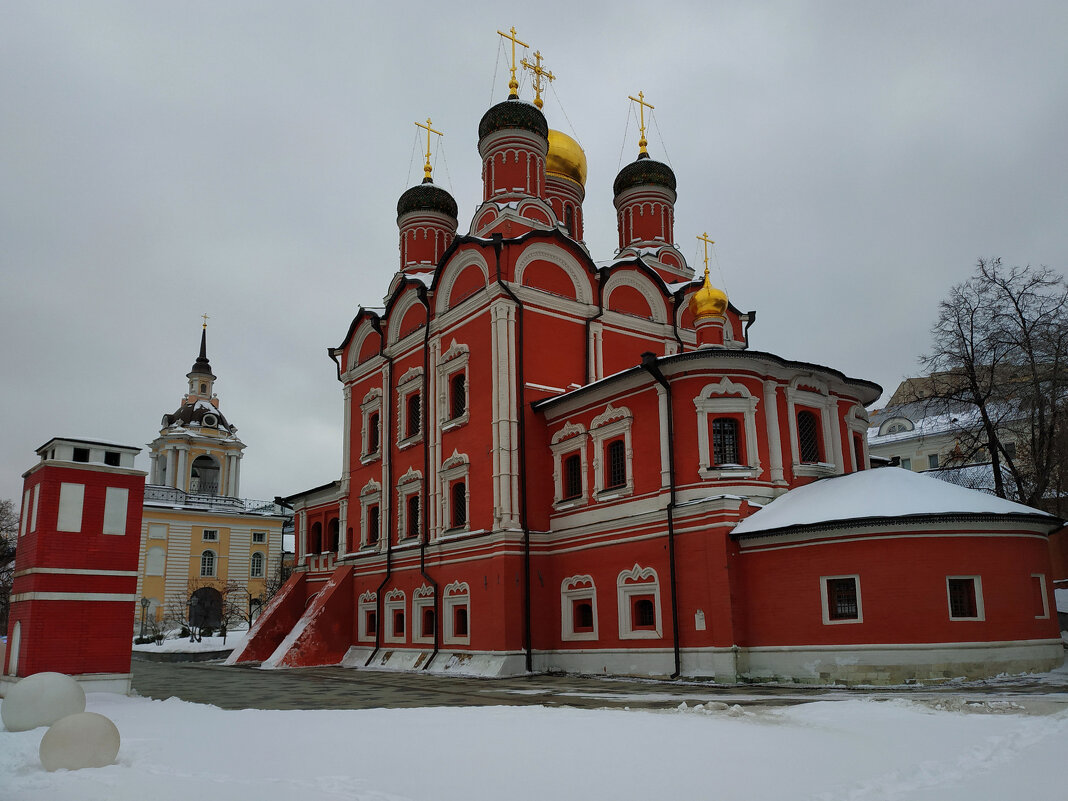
[591,405,634,499]
[1031,574,1050,619]
[200,549,217,578]
[550,422,588,508]
[694,379,761,480]
[252,531,266,543]
[439,450,470,534]
[786,377,838,476]
[947,576,984,620]
[396,366,424,447]
[438,340,470,430]
[384,589,406,643]
[561,575,598,641]
[359,479,382,548]
[820,575,862,624]
[617,564,662,639]
[357,591,377,641]
[202,529,218,542]
[396,468,422,541]
[360,387,383,462]
[413,585,435,644]
[250,551,265,578]
[443,581,470,645]
[846,406,869,472]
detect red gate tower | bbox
[2,438,146,695]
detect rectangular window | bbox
[252,531,267,543]
[947,577,982,620]
[711,417,740,465]
[203,529,218,542]
[102,486,129,535]
[900,457,911,470]
[393,609,405,637]
[1031,574,1050,619]
[20,488,30,537]
[30,484,40,532]
[406,494,420,539]
[826,578,858,620]
[104,451,121,467]
[72,447,90,463]
[572,599,594,633]
[366,610,377,636]
[606,439,627,489]
[57,482,85,532]
[449,372,466,420]
[406,392,421,438]
[368,505,380,544]
[797,410,822,464]
[928,453,939,469]
[631,595,657,629]
[563,453,582,499]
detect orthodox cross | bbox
[697,233,715,279]
[628,91,655,156]
[520,50,555,109]
[497,26,529,98]
[414,117,443,182]
[201,313,210,329]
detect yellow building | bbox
[135,327,287,631]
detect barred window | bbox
[633,597,656,628]
[368,505,380,544]
[407,494,420,539]
[406,392,421,437]
[711,417,740,466]
[797,410,821,464]
[368,412,381,453]
[826,578,858,620]
[451,482,467,528]
[450,372,466,420]
[606,439,626,489]
[948,578,978,618]
[563,453,582,499]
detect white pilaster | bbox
[654,384,671,489]
[762,381,786,485]
[176,447,188,493]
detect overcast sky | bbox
[2,1,1066,507]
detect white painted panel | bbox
[30,485,40,532]
[20,489,29,536]
[56,483,85,532]
[147,523,167,540]
[146,546,165,576]
[102,487,129,535]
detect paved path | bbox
[130,658,1068,712]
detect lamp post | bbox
[139,596,149,638]
[188,595,201,643]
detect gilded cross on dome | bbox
[628,91,655,156]
[414,117,443,182]
[521,50,555,109]
[697,232,715,276]
[201,313,210,329]
[497,26,529,99]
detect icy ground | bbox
[4,683,1068,801]
[132,629,247,654]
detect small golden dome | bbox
[689,268,728,320]
[546,129,587,187]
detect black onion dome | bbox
[612,154,678,196]
[396,180,458,220]
[478,98,549,141]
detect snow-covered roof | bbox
[732,467,1054,537]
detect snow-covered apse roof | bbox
[732,467,1055,537]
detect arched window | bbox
[200,550,216,578]
[451,482,467,528]
[407,494,420,539]
[422,607,435,638]
[308,521,322,554]
[711,418,740,466]
[250,551,264,578]
[633,598,656,628]
[606,439,626,489]
[797,410,821,464]
[564,205,574,234]
[563,453,582,499]
[450,373,466,420]
[454,606,468,636]
[368,505,380,544]
[407,393,421,437]
[853,433,865,471]
[328,518,340,552]
[574,601,594,631]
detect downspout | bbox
[416,284,440,669]
[365,322,395,667]
[584,268,607,385]
[743,310,757,349]
[492,233,534,673]
[640,352,681,679]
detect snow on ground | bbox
[3,691,1068,801]
[131,629,247,654]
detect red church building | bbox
[232,53,1063,683]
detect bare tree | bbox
[923,258,1068,511]
[0,499,18,633]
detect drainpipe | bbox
[416,284,440,669]
[365,322,395,667]
[491,233,534,673]
[640,352,681,679]
[584,267,607,385]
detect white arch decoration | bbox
[347,319,381,371]
[513,242,593,304]
[435,251,491,315]
[386,289,427,345]
[603,270,668,323]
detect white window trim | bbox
[412,584,436,644]
[693,378,761,480]
[57,482,85,533]
[443,581,471,646]
[200,549,217,578]
[250,551,265,578]
[617,564,662,640]
[786,378,839,476]
[384,589,406,643]
[145,546,166,577]
[820,574,863,625]
[439,450,470,534]
[20,488,30,537]
[946,575,985,621]
[359,479,383,550]
[591,405,634,500]
[551,423,589,509]
[396,468,422,541]
[360,387,383,464]
[438,340,470,431]
[251,530,267,543]
[357,591,377,642]
[845,406,870,471]
[397,366,425,448]
[561,575,598,642]
[202,529,219,542]
[1032,573,1050,619]
[30,484,39,533]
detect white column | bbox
[342,386,352,495]
[430,338,441,539]
[828,402,845,474]
[176,447,188,492]
[655,384,671,489]
[339,499,349,554]
[762,381,786,485]
[489,299,519,529]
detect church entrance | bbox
[189,587,223,629]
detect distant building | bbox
[136,328,287,630]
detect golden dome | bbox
[689,268,729,320]
[546,129,587,187]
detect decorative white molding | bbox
[513,242,594,305]
[561,574,598,642]
[440,449,469,473]
[693,378,762,480]
[397,366,424,387]
[551,421,587,445]
[603,270,669,324]
[359,478,382,498]
[397,467,422,486]
[616,565,662,640]
[591,404,632,430]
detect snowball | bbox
[40,712,120,771]
[1,672,85,732]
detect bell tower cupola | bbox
[397,118,459,275]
